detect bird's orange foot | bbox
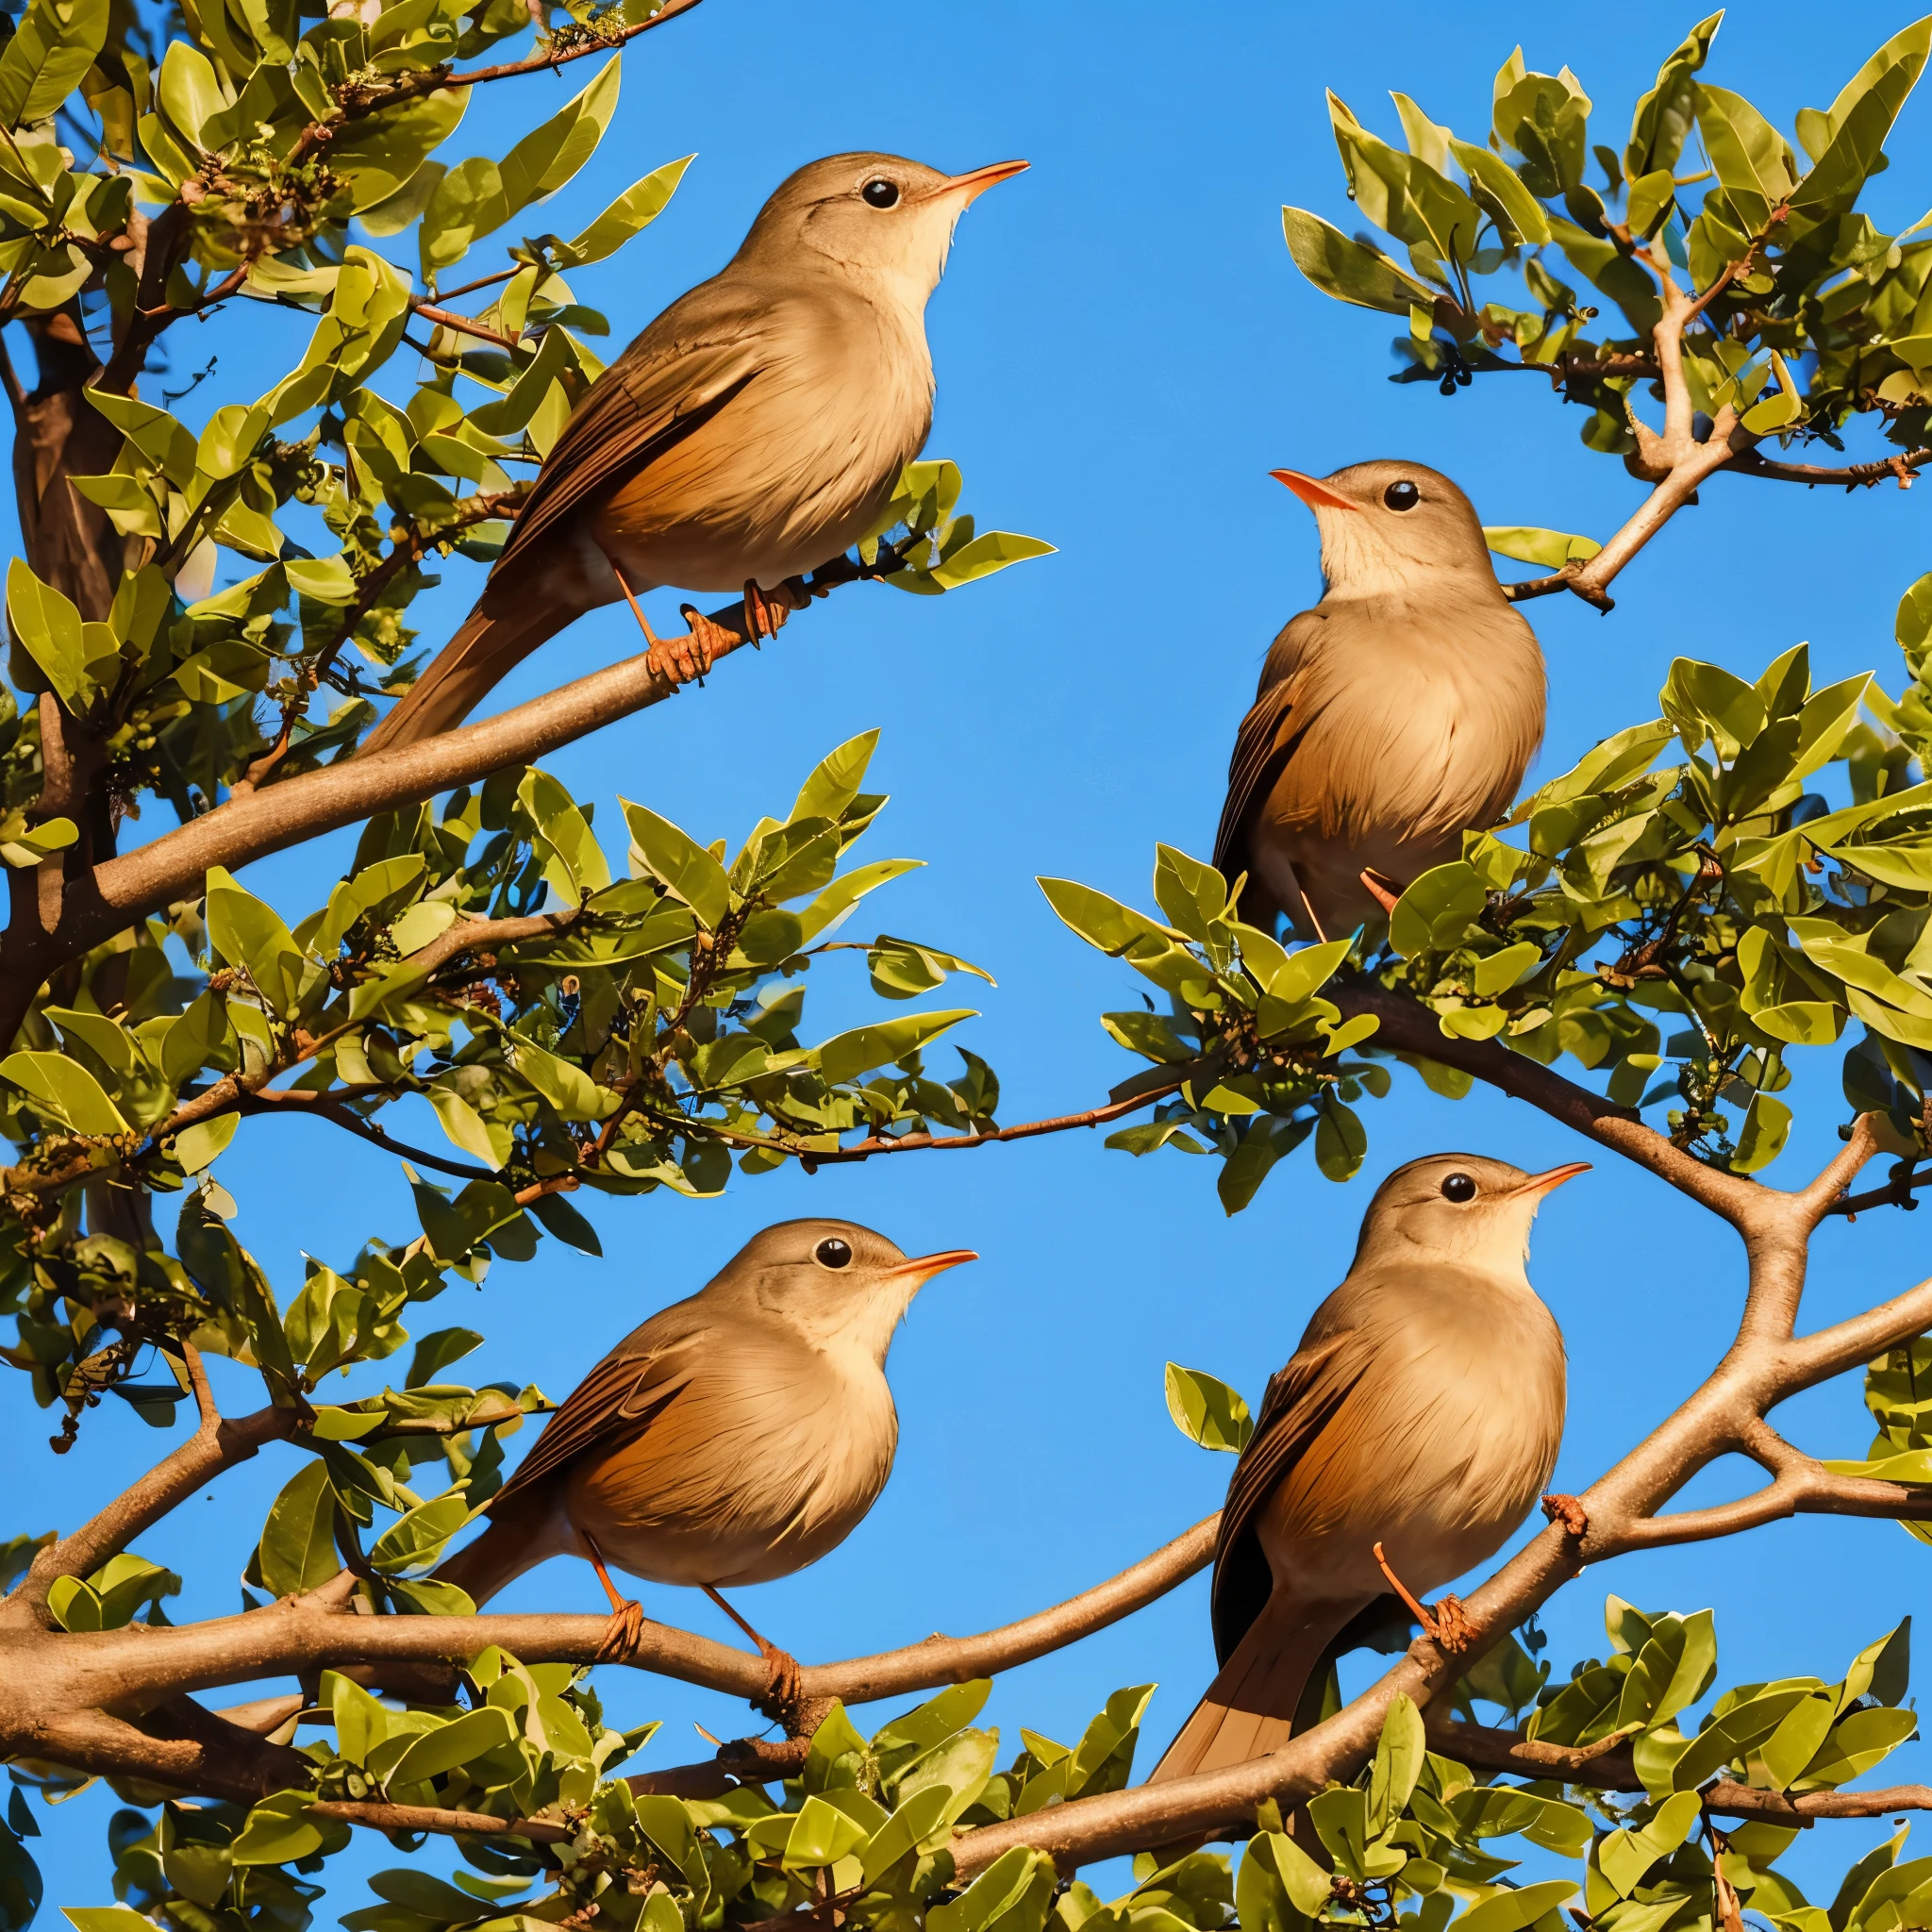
[1359,868,1404,917]
[649,608,722,690]
[752,1639,805,1724]
[1541,1492,1590,1538]
[595,1596,644,1664]
[1373,1539,1476,1655]
[739,577,809,647]
[1422,1593,1476,1655]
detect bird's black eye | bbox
[1441,1173,1477,1203]
[1384,480,1421,511]
[814,1237,854,1269]
[861,178,900,209]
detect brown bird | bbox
[1213,461,1546,941]
[438,1219,974,1694]
[363,151,1027,754]
[1149,1153,1582,1783]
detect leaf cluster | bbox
[1284,15,1932,468]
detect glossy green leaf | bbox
[1163,1362,1253,1453]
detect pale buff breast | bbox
[1254,594,1543,933]
[589,294,933,594]
[563,1341,900,1589]
[1258,1280,1563,1606]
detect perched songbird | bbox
[364,151,1027,754]
[438,1219,974,1695]
[1213,461,1546,941]
[1149,1153,1583,1783]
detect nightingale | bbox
[362,151,1027,754]
[1149,1153,1583,1783]
[438,1218,974,1695]
[1212,461,1546,941]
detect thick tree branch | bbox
[22,562,867,1011]
[934,1125,1903,1876]
[20,1514,1218,1714]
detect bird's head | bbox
[722,1217,975,1363]
[740,152,1027,307]
[1351,1152,1588,1276]
[1271,459,1500,603]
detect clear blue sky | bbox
[12,0,1932,1912]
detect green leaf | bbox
[0,0,108,129]
[425,1085,505,1170]
[1164,1362,1254,1452]
[173,1113,240,1174]
[369,1490,476,1577]
[622,798,731,929]
[1732,1091,1791,1174]
[1457,1881,1578,1932]
[255,1459,340,1597]
[8,558,108,710]
[1366,1693,1426,1835]
[550,154,692,267]
[1483,525,1602,568]
[860,1784,954,1884]
[928,1848,1058,1932]
[816,1009,976,1086]
[387,1704,518,1785]
[782,1794,870,1870]
[1314,1098,1367,1182]
[528,1189,601,1255]
[1626,14,1723,178]
[230,1790,341,1866]
[508,1035,621,1120]
[0,1051,129,1134]
[1389,861,1488,958]
[1840,1619,1911,1713]
[1598,1790,1702,1896]
[924,528,1056,590]
[1788,20,1932,237]
[1282,205,1438,311]
[205,866,308,1017]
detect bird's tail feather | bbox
[360,584,575,757]
[1148,1593,1368,1782]
[435,1488,576,1608]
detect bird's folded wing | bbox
[1212,679,1300,884]
[487,295,773,585]
[1209,1329,1370,1663]
[1212,608,1327,877]
[485,1341,703,1513]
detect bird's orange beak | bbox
[940,159,1030,206]
[1271,467,1357,512]
[1512,1161,1591,1200]
[884,1248,978,1284]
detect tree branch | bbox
[313,0,704,122]
[1726,446,1932,490]
[931,1126,1907,1876]
[802,1078,1188,1167]
[4,1398,291,1624]
[1424,1717,1932,1822]
[30,561,868,1010]
[23,1514,1218,1713]
[1336,981,1765,1226]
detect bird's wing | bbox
[1211,610,1325,888]
[486,278,778,588]
[485,1335,706,1513]
[1208,1327,1373,1664]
